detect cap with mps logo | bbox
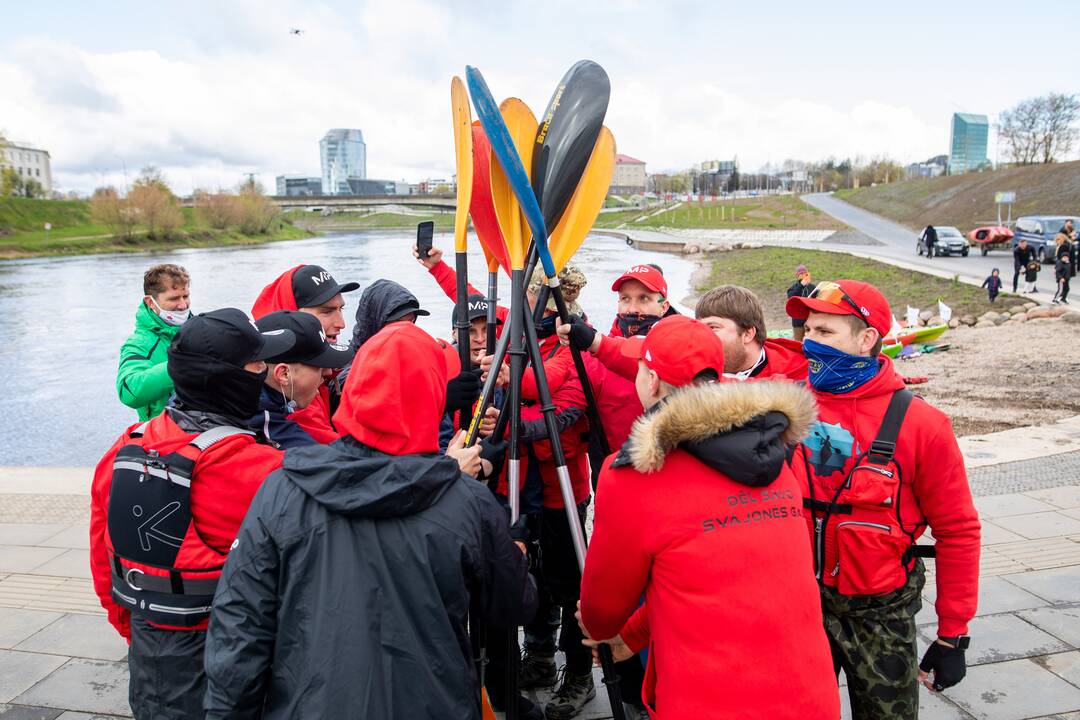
[785,279,891,337]
[611,264,668,297]
[291,265,360,309]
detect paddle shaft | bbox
[534,283,611,457]
[486,271,498,355]
[455,251,474,430]
[518,303,625,720]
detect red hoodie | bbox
[581,381,838,719]
[427,260,510,331]
[251,266,340,444]
[333,322,447,455]
[90,414,283,639]
[790,355,981,637]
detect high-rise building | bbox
[275,175,323,196]
[320,129,366,195]
[948,114,988,175]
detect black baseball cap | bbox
[255,311,355,368]
[172,308,296,366]
[386,299,431,323]
[463,294,502,324]
[292,265,360,308]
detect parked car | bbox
[916,226,969,257]
[1013,215,1080,264]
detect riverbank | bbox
[595,194,847,230]
[285,209,455,232]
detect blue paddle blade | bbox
[465,65,556,278]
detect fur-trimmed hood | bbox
[614,380,817,487]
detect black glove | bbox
[564,314,597,352]
[445,370,482,413]
[919,639,968,691]
[508,515,529,544]
[478,439,507,482]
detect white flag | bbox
[938,301,953,323]
[890,315,903,338]
[906,306,920,327]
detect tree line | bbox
[997,92,1079,166]
[90,168,280,240]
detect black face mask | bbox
[168,349,268,422]
[616,313,662,338]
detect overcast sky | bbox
[2,0,1077,195]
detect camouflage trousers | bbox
[820,561,926,720]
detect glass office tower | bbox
[948,114,988,175]
[320,129,366,195]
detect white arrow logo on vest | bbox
[137,501,185,552]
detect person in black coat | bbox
[1053,235,1072,304]
[204,321,537,720]
[920,225,938,258]
[1013,238,1036,293]
[786,264,816,341]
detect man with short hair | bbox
[579,315,839,719]
[785,280,981,719]
[247,311,356,449]
[786,264,816,341]
[696,284,808,380]
[116,263,191,421]
[251,264,360,442]
[91,308,296,719]
[204,320,537,719]
[1013,238,1036,293]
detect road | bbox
[802,193,1055,301]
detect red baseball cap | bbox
[785,279,891,337]
[611,264,668,297]
[620,315,725,387]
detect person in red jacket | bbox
[786,280,981,719]
[578,315,839,719]
[89,308,295,719]
[251,264,359,443]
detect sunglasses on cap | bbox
[810,281,868,324]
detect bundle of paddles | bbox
[447,61,626,720]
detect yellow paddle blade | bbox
[451,76,473,253]
[548,126,616,272]
[489,97,537,270]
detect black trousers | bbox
[128,617,207,720]
[1013,265,1022,292]
[523,502,592,674]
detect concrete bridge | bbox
[268,194,456,211]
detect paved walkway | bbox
[3,419,1080,718]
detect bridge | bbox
[269,194,456,211]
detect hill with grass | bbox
[834,160,1080,232]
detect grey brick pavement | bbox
[969,450,1080,497]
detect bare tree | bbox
[998,93,1080,164]
[1040,93,1080,163]
[90,186,138,240]
[194,189,239,230]
[129,168,183,238]
[234,180,278,234]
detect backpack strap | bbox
[189,426,254,451]
[867,389,913,464]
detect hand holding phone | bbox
[416,221,434,260]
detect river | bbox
[0,231,696,466]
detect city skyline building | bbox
[320,128,366,195]
[0,140,52,193]
[948,113,988,175]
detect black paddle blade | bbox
[531,60,610,233]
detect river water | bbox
[0,231,696,466]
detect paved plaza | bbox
[2,427,1080,718]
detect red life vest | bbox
[105,424,254,627]
[797,389,935,596]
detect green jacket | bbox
[116,302,181,421]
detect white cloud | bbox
[2,1,1064,195]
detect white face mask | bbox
[148,296,192,327]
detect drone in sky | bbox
[289,28,304,35]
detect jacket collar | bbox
[136,301,178,338]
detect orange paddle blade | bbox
[548,126,616,272]
[489,98,537,270]
[451,76,473,253]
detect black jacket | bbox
[245,384,318,450]
[1014,244,1036,269]
[786,280,816,327]
[204,436,537,719]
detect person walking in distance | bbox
[786,264,816,341]
[1013,238,1035,293]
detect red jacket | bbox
[592,334,643,450]
[90,413,283,639]
[761,337,809,380]
[790,355,981,636]
[251,267,340,443]
[580,381,838,719]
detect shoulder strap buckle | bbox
[189,426,254,452]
